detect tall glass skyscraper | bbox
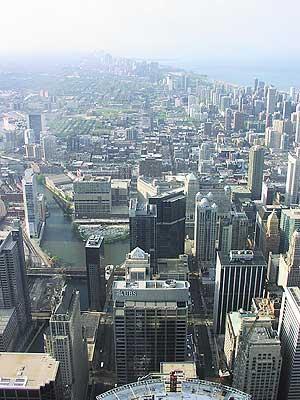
[85,235,105,311]
[0,223,32,344]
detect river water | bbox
[29,186,129,352]
[38,185,130,309]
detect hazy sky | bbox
[1,0,299,62]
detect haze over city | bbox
[1,0,300,86]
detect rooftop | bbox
[129,247,148,260]
[53,285,78,316]
[86,235,104,248]
[113,280,189,290]
[249,326,280,344]
[96,379,250,400]
[218,250,266,266]
[0,353,59,389]
[160,362,197,379]
[228,310,258,337]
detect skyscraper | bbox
[213,250,267,333]
[218,215,233,253]
[41,133,57,161]
[27,113,44,144]
[22,168,40,238]
[280,208,300,252]
[224,108,232,131]
[266,87,277,114]
[247,145,264,200]
[233,111,245,131]
[285,149,300,206]
[231,211,248,250]
[44,286,88,400]
[0,224,32,345]
[198,142,211,173]
[184,173,199,239]
[278,230,300,288]
[232,320,282,400]
[129,198,157,271]
[194,193,218,271]
[278,287,300,400]
[283,100,292,119]
[295,109,300,145]
[85,235,105,311]
[262,210,280,257]
[148,191,186,259]
[113,280,189,384]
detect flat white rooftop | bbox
[0,353,59,389]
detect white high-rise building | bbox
[198,142,211,173]
[24,128,35,145]
[295,110,300,144]
[278,230,300,288]
[125,247,150,281]
[184,173,199,238]
[278,287,300,399]
[232,320,282,400]
[285,149,300,206]
[194,193,218,271]
[22,168,40,238]
[44,286,88,400]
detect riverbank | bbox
[38,183,130,268]
[29,185,130,353]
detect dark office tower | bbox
[254,77,259,92]
[149,191,186,259]
[266,87,277,114]
[247,145,264,200]
[0,224,31,340]
[27,113,43,144]
[213,250,267,333]
[231,211,248,250]
[129,198,157,271]
[283,100,292,120]
[85,235,105,311]
[203,121,213,136]
[113,280,189,384]
[233,111,245,131]
[224,108,232,131]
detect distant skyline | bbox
[1,0,300,88]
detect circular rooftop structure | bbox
[96,379,250,400]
